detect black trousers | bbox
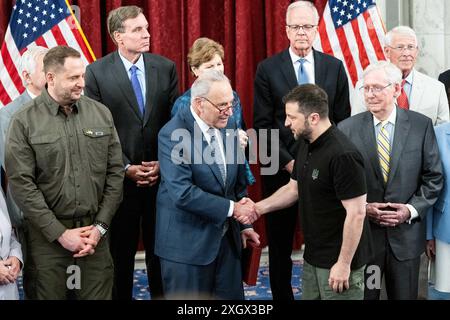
[364,234,421,300]
[110,184,163,300]
[262,170,298,300]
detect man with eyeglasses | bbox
[351,26,449,126]
[155,70,260,299]
[339,61,443,300]
[253,0,350,300]
[84,6,179,300]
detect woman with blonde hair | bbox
[171,37,255,184]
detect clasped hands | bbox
[0,256,21,285]
[57,225,102,258]
[233,197,260,224]
[126,161,160,187]
[366,202,411,227]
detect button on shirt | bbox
[118,51,147,107]
[289,47,315,84]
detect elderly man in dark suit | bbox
[338,61,443,300]
[84,5,178,300]
[253,0,350,300]
[155,70,259,299]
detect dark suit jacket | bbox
[85,51,178,194]
[439,69,450,104]
[155,105,247,265]
[338,108,443,261]
[253,48,350,169]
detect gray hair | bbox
[385,26,418,47]
[286,1,319,25]
[19,46,49,86]
[191,70,230,104]
[362,61,402,85]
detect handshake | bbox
[232,197,261,225]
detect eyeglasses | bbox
[360,83,392,94]
[286,24,317,32]
[201,97,237,114]
[387,45,417,52]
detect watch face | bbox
[96,225,106,236]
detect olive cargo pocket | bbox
[82,127,111,172]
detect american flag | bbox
[314,0,386,88]
[0,0,95,107]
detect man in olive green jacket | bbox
[5,46,124,300]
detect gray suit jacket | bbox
[338,108,443,261]
[0,91,32,167]
[0,91,31,229]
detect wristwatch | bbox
[94,223,107,237]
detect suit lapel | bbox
[110,52,143,120]
[313,50,325,88]
[143,54,157,127]
[387,108,410,186]
[184,109,226,191]
[409,69,424,112]
[220,128,238,191]
[360,112,384,184]
[279,49,298,89]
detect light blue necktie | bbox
[297,58,309,85]
[130,65,145,115]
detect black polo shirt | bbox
[291,125,372,269]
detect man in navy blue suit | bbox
[155,70,260,299]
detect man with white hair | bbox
[253,0,350,300]
[351,26,449,125]
[0,46,48,257]
[339,61,443,299]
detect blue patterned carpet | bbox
[16,260,450,300]
[133,260,303,300]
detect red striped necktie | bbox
[397,79,409,110]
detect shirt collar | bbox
[289,47,314,65]
[26,89,37,99]
[118,51,145,73]
[403,69,414,85]
[41,88,79,116]
[308,124,334,150]
[373,106,397,127]
[190,105,214,142]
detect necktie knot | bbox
[208,127,216,139]
[401,79,407,87]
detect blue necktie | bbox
[130,65,145,115]
[297,58,309,85]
